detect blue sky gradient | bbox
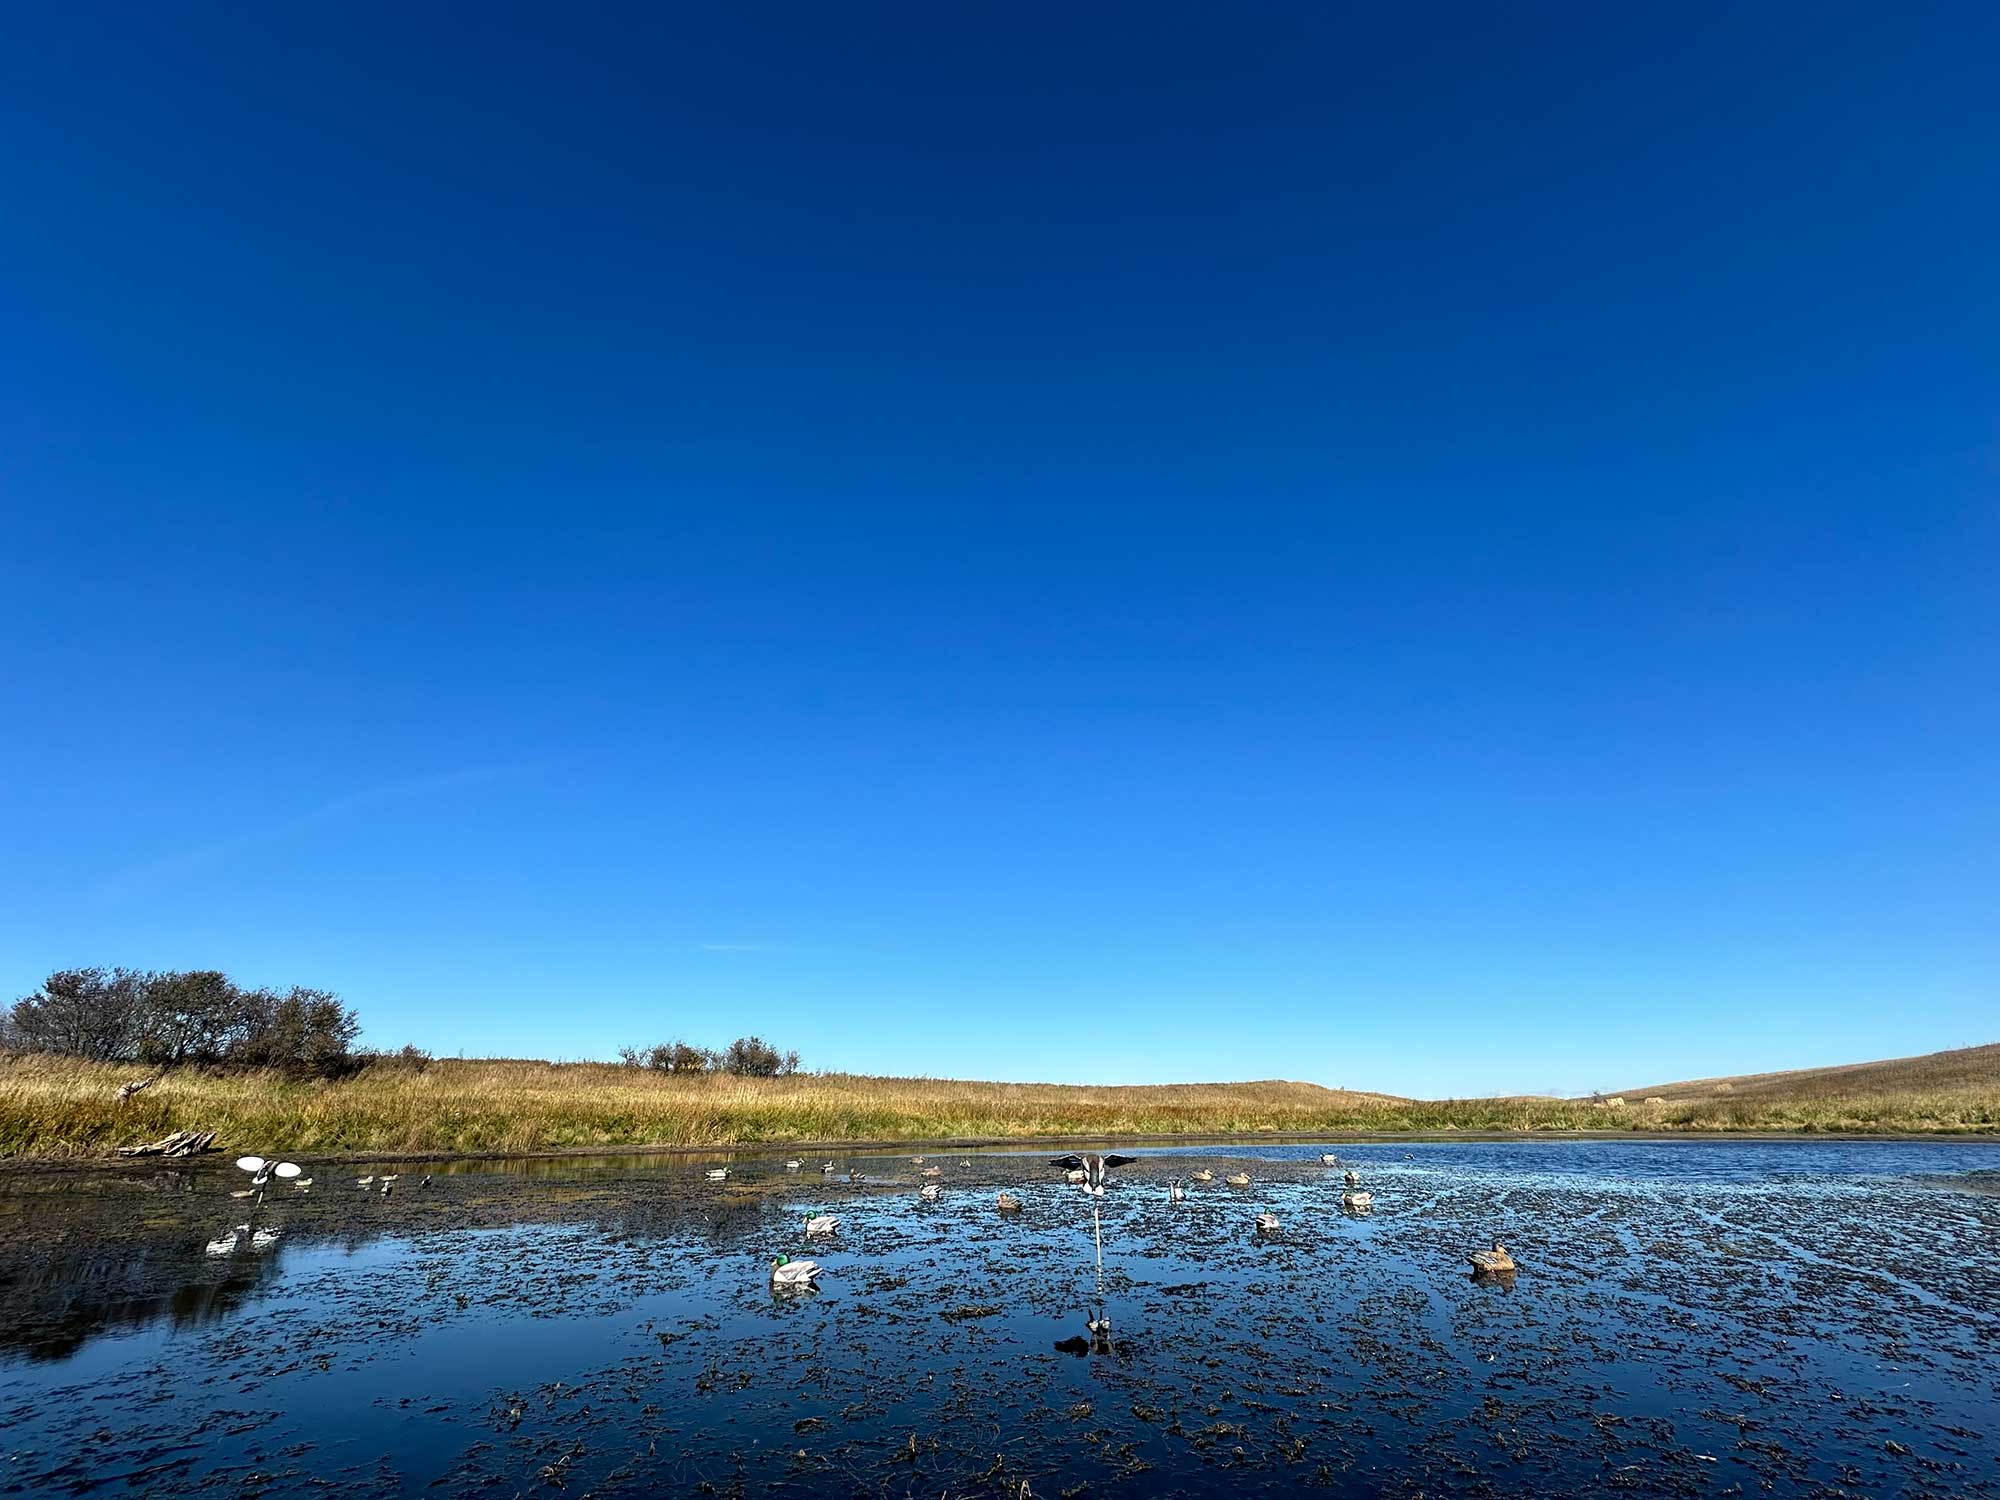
[2,5,1994,1095]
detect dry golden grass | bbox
[0,1046,1993,1159]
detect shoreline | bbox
[7,1124,1998,1171]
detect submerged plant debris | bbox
[1,1141,1996,1497]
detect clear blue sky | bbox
[2,5,1993,1097]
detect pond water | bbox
[1,1140,1995,1498]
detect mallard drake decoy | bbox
[379,1174,399,1184]
[1320,1153,1340,1166]
[1255,1212,1280,1233]
[919,1183,941,1201]
[419,1174,431,1189]
[785,1159,803,1171]
[1168,1181,1186,1204]
[1344,1169,1360,1187]
[357,1175,375,1188]
[820,1161,836,1174]
[1224,1172,1251,1187]
[769,1254,820,1289]
[1049,1154,1136,1196]
[804,1214,839,1236]
[705,1167,729,1181]
[1467,1241,1516,1274]
[996,1192,1023,1212]
[250,1228,282,1251]
[381,1179,394,1196]
[1191,1169,1214,1183]
[1342,1190,1373,1211]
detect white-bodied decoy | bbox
[804,1214,839,1236]
[785,1159,803,1171]
[769,1254,820,1289]
[1320,1153,1341,1166]
[1342,1190,1373,1211]
[1169,1181,1187,1204]
[1255,1212,1281,1233]
[204,1225,249,1256]
[705,1167,729,1181]
[919,1182,941,1201]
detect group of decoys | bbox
[765,1148,1520,1289]
[205,1156,436,1256]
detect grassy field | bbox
[1,1044,1995,1159]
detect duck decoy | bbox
[820,1161,836,1175]
[804,1214,839,1237]
[292,1176,313,1190]
[1191,1169,1214,1183]
[381,1179,394,1196]
[1255,1212,1281,1233]
[1342,1190,1373,1211]
[205,1223,251,1256]
[705,1167,729,1181]
[996,1192,1023,1212]
[1224,1172,1251,1187]
[250,1227,282,1251]
[1467,1241,1516,1274]
[785,1159,803,1171]
[1048,1154,1136,1197]
[357,1175,375,1188]
[1344,1169,1360,1188]
[911,1156,925,1164]
[379,1174,399,1184]
[919,1165,942,1177]
[846,1167,864,1182]
[230,1188,257,1199]
[919,1183,941,1201]
[1320,1153,1341,1166]
[769,1254,820,1289]
[420,1174,432,1189]
[1168,1181,1187,1204]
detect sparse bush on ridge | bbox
[617,1037,801,1076]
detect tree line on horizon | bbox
[2,967,368,1078]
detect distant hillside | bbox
[1625,1042,2000,1103]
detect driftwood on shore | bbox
[118,1129,216,1158]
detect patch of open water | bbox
[1,1141,1995,1497]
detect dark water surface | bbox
[2,1141,1995,1497]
